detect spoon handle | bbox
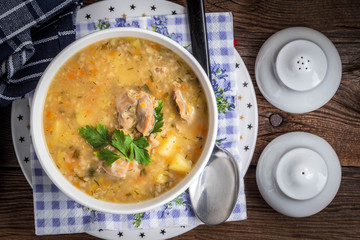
[186,0,211,78]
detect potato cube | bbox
[158,136,176,157]
[169,154,192,173]
[155,172,168,184]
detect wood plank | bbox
[0,167,358,239]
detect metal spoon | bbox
[186,0,240,225]
[189,145,239,225]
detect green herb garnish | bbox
[78,123,110,148]
[78,124,151,166]
[150,100,164,134]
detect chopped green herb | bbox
[88,168,96,177]
[75,174,85,182]
[150,74,154,82]
[141,84,151,93]
[140,168,147,176]
[163,93,169,100]
[72,149,80,159]
[128,67,134,70]
[94,179,100,186]
[150,100,164,134]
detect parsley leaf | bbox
[133,136,150,148]
[79,124,152,166]
[132,136,151,165]
[95,148,121,166]
[112,129,133,161]
[78,124,110,148]
[151,100,164,134]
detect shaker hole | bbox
[301,56,303,59]
[299,67,301,70]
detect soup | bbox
[43,37,209,203]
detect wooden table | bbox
[0,0,359,239]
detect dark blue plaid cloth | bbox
[0,0,82,106]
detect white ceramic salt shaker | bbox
[256,132,341,217]
[255,27,342,113]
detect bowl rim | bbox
[30,27,218,214]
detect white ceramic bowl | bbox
[31,28,218,214]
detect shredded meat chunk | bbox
[116,90,138,130]
[116,90,156,136]
[102,159,140,178]
[173,89,193,122]
[136,93,156,136]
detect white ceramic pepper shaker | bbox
[256,132,341,217]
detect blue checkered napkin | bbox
[31,12,247,235]
[0,0,82,107]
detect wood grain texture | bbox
[0,0,359,239]
[0,167,358,239]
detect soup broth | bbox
[43,37,208,203]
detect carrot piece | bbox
[91,69,98,74]
[182,84,188,90]
[148,81,153,87]
[79,71,85,76]
[134,176,146,184]
[139,102,146,108]
[108,51,116,56]
[67,162,73,171]
[45,125,52,131]
[68,73,75,79]
[152,43,159,50]
[46,111,54,119]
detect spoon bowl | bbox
[189,145,239,225]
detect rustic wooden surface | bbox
[0,0,359,239]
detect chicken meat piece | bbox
[116,90,157,136]
[116,90,138,130]
[136,93,156,136]
[102,159,140,178]
[173,89,194,122]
